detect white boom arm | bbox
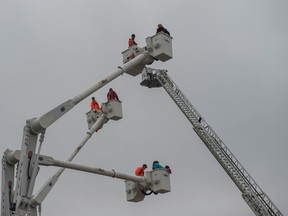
[2,32,173,216]
[7,52,153,215]
[38,156,146,184]
[29,51,153,134]
[8,52,153,215]
[4,149,171,205]
[30,114,108,207]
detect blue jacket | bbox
[152,161,164,170]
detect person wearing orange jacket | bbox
[90,97,101,111]
[135,164,147,176]
[128,34,137,47]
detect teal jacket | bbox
[152,161,164,170]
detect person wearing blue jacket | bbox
[152,161,164,170]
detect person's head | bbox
[142,164,147,169]
[158,24,163,28]
[153,160,159,164]
[131,34,135,39]
[92,97,95,100]
[165,165,170,169]
[109,88,113,92]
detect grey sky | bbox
[1,1,287,216]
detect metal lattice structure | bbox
[141,68,283,216]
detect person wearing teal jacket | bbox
[152,161,164,170]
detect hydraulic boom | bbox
[140,67,283,216]
[1,32,173,216]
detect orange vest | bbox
[135,167,145,176]
[91,100,101,110]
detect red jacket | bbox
[166,167,172,174]
[135,167,145,176]
[107,91,119,101]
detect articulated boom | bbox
[141,68,283,216]
[1,32,173,216]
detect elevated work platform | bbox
[125,169,171,202]
[122,32,173,77]
[86,100,122,129]
[140,67,163,88]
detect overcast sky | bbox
[1,1,287,216]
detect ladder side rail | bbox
[195,128,272,216]
[209,131,281,215]
[161,82,199,127]
[212,137,280,215]
[156,72,201,126]
[156,71,283,216]
[160,83,269,215]
[158,71,256,190]
[157,72,250,191]
[200,111,282,216]
[179,83,281,216]
[160,72,203,121]
[160,71,268,194]
[194,124,255,195]
[158,71,255,191]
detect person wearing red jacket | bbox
[135,164,147,176]
[107,88,119,101]
[165,165,172,174]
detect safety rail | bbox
[152,69,283,216]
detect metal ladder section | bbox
[154,69,283,216]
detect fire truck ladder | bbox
[141,68,283,216]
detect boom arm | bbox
[2,51,154,216]
[30,51,153,134]
[30,113,108,207]
[141,68,283,216]
[2,32,173,216]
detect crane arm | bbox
[30,114,108,206]
[38,156,146,184]
[4,51,153,216]
[140,68,283,216]
[2,32,172,216]
[30,51,153,134]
